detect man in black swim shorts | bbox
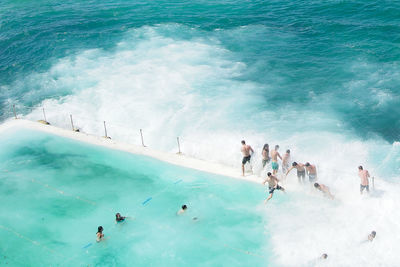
[242,155,251,165]
[263,172,285,204]
[269,184,283,194]
[241,140,254,176]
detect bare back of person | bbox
[320,184,329,192]
[240,141,254,176]
[282,152,290,166]
[314,183,334,199]
[307,165,316,175]
[270,146,282,174]
[241,145,251,157]
[359,169,369,186]
[271,150,280,162]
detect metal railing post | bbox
[12,104,17,119]
[70,115,75,131]
[42,108,47,122]
[140,129,145,147]
[177,137,181,154]
[372,176,375,190]
[103,121,108,138]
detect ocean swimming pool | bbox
[0,128,276,266]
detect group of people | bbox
[95,142,374,253]
[241,140,330,202]
[241,139,378,260]
[96,206,192,242]
[96,213,128,242]
[241,140,372,203]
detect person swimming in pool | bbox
[115,213,126,222]
[241,140,254,176]
[96,226,104,242]
[286,162,306,183]
[262,172,285,204]
[314,183,334,199]
[177,204,187,215]
[270,145,282,175]
[368,231,376,241]
[305,162,317,182]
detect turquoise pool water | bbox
[0,128,275,266]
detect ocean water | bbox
[0,129,272,266]
[1,0,400,266]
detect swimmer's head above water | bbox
[368,231,376,241]
[115,213,125,221]
[177,204,188,215]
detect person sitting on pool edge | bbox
[96,226,104,242]
[115,213,126,223]
[262,172,285,204]
[177,205,187,215]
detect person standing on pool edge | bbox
[261,144,270,168]
[305,162,317,182]
[358,165,370,194]
[286,162,306,183]
[270,145,282,175]
[241,140,254,176]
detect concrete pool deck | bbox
[0,119,262,185]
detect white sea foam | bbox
[20,25,400,266]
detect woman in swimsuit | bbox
[96,226,104,242]
[262,144,270,168]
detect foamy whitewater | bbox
[1,0,400,266]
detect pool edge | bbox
[0,119,262,185]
